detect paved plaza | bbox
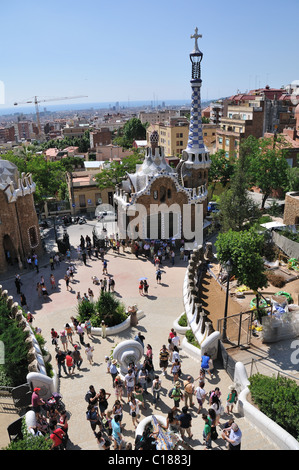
[0,220,284,450]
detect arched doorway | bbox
[3,234,16,266]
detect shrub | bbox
[77,292,127,327]
[77,299,96,323]
[185,329,200,349]
[249,373,299,441]
[258,215,272,225]
[178,313,188,327]
[96,292,127,327]
[4,418,52,450]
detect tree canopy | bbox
[215,228,268,293]
[94,152,143,190]
[218,139,259,231]
[208,149,235,198]
[245,135,289,208]
[1,150,83,207]
[40,129,91,153]
[113,118,147,149]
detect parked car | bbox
[207,201,220,213]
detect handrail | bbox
[249,358,299,383]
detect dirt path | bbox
[200,272,244,326]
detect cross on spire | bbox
[191,27,202,53]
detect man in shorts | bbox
[124,369,135,402]
[159,344,169,376]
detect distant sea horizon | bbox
[0,98,214,117]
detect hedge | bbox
[248,373,299,441]
[0,299,28,387]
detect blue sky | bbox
[1,0,299,111]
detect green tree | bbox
[95,152,143,190]
[215,228,268,294]
[218,141,259,231]
[208,150,235,198]
[113,118,147,149]
[245,136,289,209]
[2,151,69,208]
[284,167,299,192]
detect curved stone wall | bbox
[182,242,219,357]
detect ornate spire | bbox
[180,28,210,174]
[190,27,203,81]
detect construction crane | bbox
[14,95,88,141]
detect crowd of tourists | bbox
[14,231,242,450]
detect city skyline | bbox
[1,0,299,113]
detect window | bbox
[218,137,223,144]
[29,226,38,248]
[95,192,102,204]
[225,139,230,146]
[79,195,86,207]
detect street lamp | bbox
[222,259,233,341]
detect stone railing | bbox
[0,285,48,376]
[182,243,220,358]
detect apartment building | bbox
[89,127,112,150]
[0,126,15,143]
[62,124,90,139]
[66,168,114,216]
[146,117,189,157]
[202,124,220,153]
[215,87,296,158]
[139,109,179,125]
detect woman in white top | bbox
[172,346,180,363]
[195,381,206,413]
[85,343,94,365]
[210,394,222,425]
[170,358,181,383]
[129,397,141,428]
[112,400,123,427]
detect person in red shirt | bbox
[65,351,74,375]
[49,424,66,450]
[169,328,175,339]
